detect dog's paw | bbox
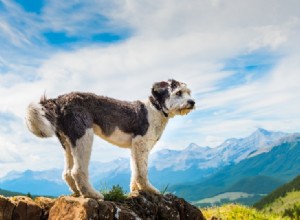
[147,187,160,194]
[130,181,139,192]
[70,192,81,197]
[143,184,160,194]
[82,190,104,200]
[128,190,140,198]
[132,180,160,194]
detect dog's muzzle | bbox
[187,99,195,109]
[178,99,196,115]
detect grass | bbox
[262,191,300,215]
[202,204,288,220]
[100,184,128,202]
[254,175,300,210]
[160,184,170,195]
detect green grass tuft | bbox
[100,184,127,202]
[160,184,170,195]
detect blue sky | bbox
[1,0,300,177]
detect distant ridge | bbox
[0,188,25,197]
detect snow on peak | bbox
[150,128,293,171]
[255,128,272,135]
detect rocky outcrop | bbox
[0,196,54,220]
[0,191,205,220]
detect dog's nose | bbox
[187,99,195,107]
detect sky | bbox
[0,0,300,177]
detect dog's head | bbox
[150,79,195,117]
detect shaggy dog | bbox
[25,79,195,199]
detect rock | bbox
[12,196,41,220]
[125,191,205,220]
[0,192,206,220]
[0,196,42,220]
[0,196,15,220]
[48,196,100,220]
[34,197,55,220]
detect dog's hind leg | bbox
[130,137,160,194]
[70,128,104,200]
[58,132,81,196]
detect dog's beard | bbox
[179,103,195,115]
[168,103,195,117]
[170,108,192,116]
[179,108,192,115]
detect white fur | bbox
[25,103,55,137]
[127,83,194,193]
[129,101,168,193]
[59,131,80,195]
[26,81,195,199]
[165,83,194,117]
[65,100,170,198]
[93,125,133,148]
[75,100,169,196]
[70,128,104,199]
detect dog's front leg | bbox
[130,137,160,194]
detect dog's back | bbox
[26,92,149,146]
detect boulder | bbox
[0,196,43,220]
[0,192,205,220]
[0,195,15,220]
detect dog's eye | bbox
[176,91,182,96]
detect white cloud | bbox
[0,21,30,47]
[0,138,22,163]
[192,50,300,145]
[1,0,300,177]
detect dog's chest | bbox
[146,110,168,143]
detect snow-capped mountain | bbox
[150,128,289,171]
[215,128,288,163]
[172,133,300,203]
[0,128,297,196]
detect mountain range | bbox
[175,135,300,203]
[1,128,299,206]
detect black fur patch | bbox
[40,92,150,147]
[151,81,170,116]
[169,79,181,91]
[151,82,170,106]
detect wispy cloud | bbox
[0,0,300,176]
[0,137,22,163]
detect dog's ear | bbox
[152,81,169,101]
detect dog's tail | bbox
[25,97,55,138]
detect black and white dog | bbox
[26,79,195,199]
